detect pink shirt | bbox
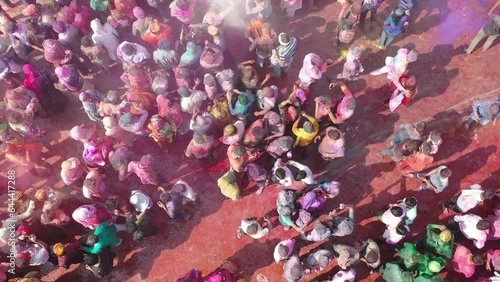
[127,161,157,185]
[488,214,500,240]
[452,244,475,278]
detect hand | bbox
[264,73,271,80]
[323,108,331,115]
[114,209,121,215]
[247,60,255,64]
[328,82,335,90]
[403,89,412,97]
[301,111,307,117]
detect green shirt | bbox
[414,274,444,282]
[397,242,421,270]
[83,221,120,254]
[90,0,109,11]
[382,262,414,282]
[424,224,454,259]
[418,254,445,277]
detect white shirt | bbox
[130,190,153,213]
[180,90,208,114]
[329,269,356,282]
[456,184,484,213]
[273,239,294,263]
[240,219,269,239]
[383,225,409,245]
[272,158,294,187]
[288,160,317,185]
[381,205,407,228]
[221,120,245,145]
[174,180,196,202]
[454,214,489,249]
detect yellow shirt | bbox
[217,171,241,201]
[292,116,319,147]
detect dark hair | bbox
[416,122,426,133]
[104,199,117,212]
[429,131,441,143]
[252,126,266,139]
[83,253,99,265]
[347,99,356,110]
[472,254,485,265]
[81,36,93,47]
[15,257,28,268]
[406,140,420,153]
[122,43,136,56]
[328,130,340,140]
[246,223,258,235]
[277,244,289,257]
[176,0,189,10]
[481,189,495,200]
[396,224,408,235]
[159,192,171,203]
[303,121,313,133]
[440,168,452,178]
[476,219,490,231]
[404,197,417,208]
[390,206,404,217]
[276,168,285,180]
[133,230,144,241]
[295,171,307,181]
[86,235,99,246]
[421,142,431,155]
[365,251,379,263]
[126,222,138,233]
[4,22,16,34]
[83,178,96,189]
[279,33,290,44]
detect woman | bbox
[72,204,112,230]
[386,74,417,111]
[23,64,67,113]
[298,53,328,89]
[147,114,176,149]
[71,3,94,35]
[121,65,150,92]
[125,89,157,114]
[36,188,71,227]
[170,0,196,28]
[4,86,39,116]
[55,64,84,92]
[131,6,153,37]
[157,95,183,128]
[180,42,202,68]
[90,19,120,61]
[208,97,231,128]
[116,41,151,66]
[142,19,173,48]
[114,0,137,20]
[82,137,113,167]
[2,135,52,176]
[107,9,131,32]
[200,41,224,73]
[7,112,43,140]
[60,157,85,185]
[378,7,409,49]
[174,65,196,89]
[81,36,111,73]
[41,39,73,66]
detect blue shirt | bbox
[229,92,255,119]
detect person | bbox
[185,133,216,160]
[266,136,294,159]
[203,73,220,100]
[148,114,176,149]
[80,90,106,122]
[443,184,495,213]
[126,155,159,185]
[180,42,202,68]
[83,170,109,200]
[237,60,271,91]
[379,139,420,162]
[455,214,490,249]
[292,111,319,147]
[399,196,418,225]
[236,216,272,239]
[81,36,111,73]
[170,0,197,28]
[264,111,286,141]
[425,224,454,258]
[153,38,179,72]
[359,0,385,30]
[383,223,409,245]
[277,206,303,232]
[255,85,278,117]
[52,241,84,269]
[424,130,442,155]
[334,2,361,45]
[391,121,426,145]
[271,32,297,78]
[41,39,73,66]
[410,165,451,193]
[116,41,151,67]
[3,86,40,117]
[53,21,80,50]
[83,247,116,278]
[249,23,278,68]
[242,119,266,147]
[109,147,131,181]
[118,108,149,135]
[221,121,245,145]
[274,239,295,263]
[486,249,500,272]
[179,87,208,115]
[129,190,153,223]
[217,170,241,201]
[377,205,407,229]
[316,127,345,160]
[304,248,333,273]
[328,269,356,282]
[302,204,354,242]
[200,41,224,73]
[83,221,121,254]
[381,262,414,282]
[464,100,500,137]
[385,74,417,111]
[324,81,356,124]
[396,241,423,270]
[336,47,363,81]
[244,163,269,195]
[288,160,316,185]
[332,243,360,270]
[246,0,272,19]
[398,143,434,174]
[452,244,485,278]
[55,64,84,92]
[190,111,214,137]
[60,157,85,185]
[377,7,409,49]
[298,53,328,89]
[0,198,35,253]
[360,238,381,270]
[139,18,172,49]
[272,158,294,187]
[90,19,120,61]
[14,234,50,268]
[283,254,304,282]
[466,1,500,54]
[227,90,255,120]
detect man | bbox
[398,143,434,174]
[288,160,317,185]
[382,262,414,282]
[116,41,150,66]
[254,85,278,117]
[400,196,418,225]
[245,0,272,19]
[359,238,381,270]
[227,90,255,120]
[332,243,360,270]
[179,86,208,114]
[466,1,500,54]
[264,111,286,141]
[266,136,294,159]
[249,23,278,68]
[359,0,385,30]
[316,127,345,160]
[190,111,214,136]
[243,119,267,146]
[153,38,179,71]
[377,205,407,229]
[14,234,49,268]
[83,247,116,278]
[410,165,451,193]
[129,190,153,224]
[237,216,272,239]
[379,139,421,162]
[443,184,495,213]
[274,239,295,263]
[237,60,271,91]
[324,81,356,124]
[304,248,334,273]
[271,33,297,78]
[391,121,426,145]
[425,224,454,258]
[377,7,409,48]
[302,203,355,241]
[336,47,364,81]
[272,158,294,187]
[396,242,423,270]
[217,170,241,201]
[220,121,245,145]
[243,163,269,195]
[185,133,216,160]
[227,144,253,172]
[126,155,159,185]
[454,214,490,249]
[464,99,500,137]
[83,221,121,254]
[292,111,319,147]
[283,254,304,282]
[383,223,409,245]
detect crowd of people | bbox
[0,0,499,281]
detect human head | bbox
[86,235,99,246]
[269,113,282,125]
[245,223,258,235]
[279,33,290,45]
[275,168,285,180]
[440,168,452,178]
[158,38,171,50]
[427,260,443,273]
[22,4,39,17]
[238,94,249,105]
[193,132,205,144]
[429,131,441,143]
[303,121,313,133]
[177,87,190,97]
[365,251,379,264]
[476,219,490,231]
[472,254,485,265]
[416,121,426,134]
[83,253,98,265]
[349,47,362,60]
[390,206,404,217]
[52,243,65,256]
[226,171,237,184]
[203,73,216,87]
[7,112,21,123]
[439,229,452,243]
[133,6,145,19]
[349,3,361,15]
[224,124,236,136]
[207,25,219,36]
[481,189,495,200]
[15,256,29,268]
[347,99,356,110]
[327,129,340,140]
[133,230,145,241]
[81,36,93,47]
[83,178,96,189]
[405,140,420,153]
[393,7,405,20]
[234,145,246,157]
[407,49,419,63]
[396,224,408,235]
[53,21,66,34]
[421,143,431,155]
[278,206,292,216]
[295,171,307,181]
[251,126,266,139]
[489,103,500,116]
[404,197,417,209]
[176,0,189,10]
[4,22,17,34]
[104,199,117,212]
[121,43,136,56]
[277,244,289,257]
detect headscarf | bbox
[55,66,71,80]
[53,21,67,34]
[180,42,201,67]
[22,64,45,97]
[158,38,171,50]
[90,19,105,35]
[133,6,145,19]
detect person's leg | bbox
[383,34,396,48]
[391,133,403,144]
[257,55,265,68]
[283,63,291,74]
[466,28,488,54]
[465,114,476,128]
[377,30,388,47]
[483,34,500,50]
[379,148,394,157]
[272,63,281,78]
[359,10,368,29]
